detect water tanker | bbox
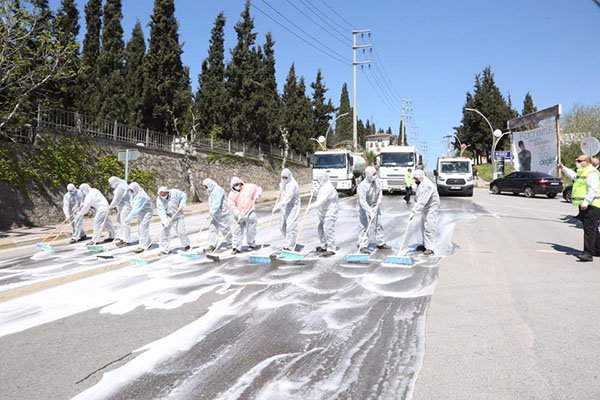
[312,150,366,194]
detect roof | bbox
[366,133,392,140]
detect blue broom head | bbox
[86,245,105,252]
[384,255,413,265]
[249,255,272,264]
[279,250,305,260]
[180,252,201,260]
[345,253,371,263]
[36,244,55,253]
[129,258,148,266]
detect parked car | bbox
[562,185,572,202]
[490,171,563,198]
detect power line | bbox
[284,0,348,47]
[365,65,400,111]
[251,3,349,65]
[259,0,349,62]
[371,45,403,105]
[319,0,356,30]
[298,0,350,41]
[361,66,396,114]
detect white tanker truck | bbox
[312,149,367,195]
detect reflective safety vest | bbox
[572,165,600,207]
[406,169,414,186]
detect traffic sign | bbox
[118,149,140,162]
[494,151,511,159]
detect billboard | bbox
[512,124,559,176]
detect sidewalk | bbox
[0,184,313,251]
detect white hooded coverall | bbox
[157,188,190,251]
[312,172,339,252]
[277,168,300,249]
[411,170,440,251]
[357,166,385,247]
[126,182,153,248]
[203,178,242,249]
[78,183,115,241]
[108,176,131,243]
[63,184,86,240]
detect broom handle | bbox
[292,189,315,250]
[259,194,280,249]
[358,203,378,248]
[142,206,183,251]
[397,214,414,256]
[43,203,86,245]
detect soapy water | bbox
[0,197,486,399]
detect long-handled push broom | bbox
[278,190,315,261]
[129,208,183,266]
[345,206,378,263]
[249,195,280,264]
[180,214,211,260]
[35,213,78,253]
[86,209,115,252]
[205,213,245,262]
[383,214,414,266]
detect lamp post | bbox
[443,134,463,156]
[312,112,350,151]
[464,108,503,179]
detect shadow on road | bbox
[559,214,582,229]
[537,241,579,255]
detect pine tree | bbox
[281,64,299,149]
[224,0,259,143]
[335,82,352,145]
[124,21,147,127]
[96,0,126,121]
[195,12,227,138]
[145,0,189,135]
[296,77,315,154]
[55,0,80,110]
[79,0,102,114]
[258,32,280,146]
[522,92,537,116]
[311,69,335,142]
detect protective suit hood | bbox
[413,169,425,182]
[364,166,377,183]
[157,186,170,199]
[316,171,330,186]
[128,182,140,197]
[108,176,121,189]
[202,178,217,193]
[79,183,90,195]
[230,176,244,192]
[67,183,76,193]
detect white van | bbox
[434,157,475,196]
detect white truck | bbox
[377,145,423,194]
[312,150,366,194]
[433,156,475,196]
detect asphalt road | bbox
[0,187,598,399]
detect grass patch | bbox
[476,163,514,182]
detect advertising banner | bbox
[512,124,558,176]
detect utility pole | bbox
[353,29,371,152]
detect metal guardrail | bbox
[35,107,310,166]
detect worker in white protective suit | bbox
[411,169,440,256]
[201,178,241,253]
[63,183,87,244]
[228,177,263,253]
[273,168,300,251]
[308,171,339,257]
[156,186,190,254]
[77,183,115,245]
[125,182,153,253]
[108,176,131,247]
[357,166,390,253]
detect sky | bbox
[48,0,600,167]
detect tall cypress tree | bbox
[145,0,189,135]
[296,77,314,154]
[522,92,537,116]
[79,0,102,114]
[258,32,280,146]
[225,0,259,143]
[195,12,227,138]
[281,64,299,150]
[124,21,147,127]
[335,82,352,145]
[97,0,126,121]
[311,69,335,142]
[55,0,80,110]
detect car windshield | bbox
[381,152,414,167]
[440,161,470,174]
[313,154,346,169]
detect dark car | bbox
[490,171,563,198]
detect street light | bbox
[443,134,463,156]
[312,112,350,151]
[464,108,503,179]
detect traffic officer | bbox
[560,155,600,261]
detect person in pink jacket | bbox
[228,177,263,252]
